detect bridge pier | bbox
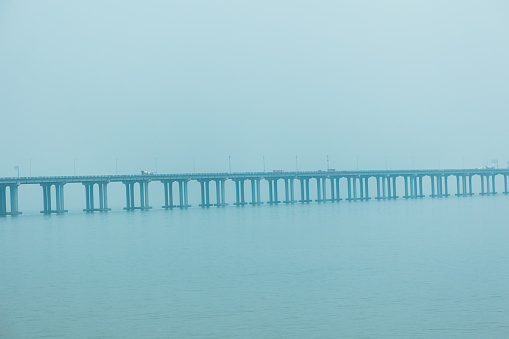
[267,179,280,204]
[389,177,399,199]
[198,180,213,207]
[83,182,109,212]
[162,180,176,209]
[0,184,21,216]
[299,178,311,203]
[40,183,67,214]
[346,177,352,201]
[214,179,227,207]
[504,175,508,195]
[233,179,247,206]
[333,177,341,201]
[316,177,323,202]
[480,175,486,196]
[430,175,448,198]
[123,181,152,210]
[283,178,296,204]
[249,179,263,205]
[176,180,190,208]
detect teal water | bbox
[1,197,509,338]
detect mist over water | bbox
[2,1,509,337]
[1,197,509,338]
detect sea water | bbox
[1,196,508,338]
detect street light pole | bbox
[296,155,299,171]
[327,155,330,171]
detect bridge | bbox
[0,168,508,216]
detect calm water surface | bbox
[1,197,509,338]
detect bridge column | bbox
[200,181,206,207]
[322,177,327,201]
[386,177,391,199]
[143,181,151,209]
[290,178,295,203]
[404,176,409,198]
[335,177,341,201]
[316,178,322,202]
[250,179,258,205]
[41,184,53,214]
[364,177,369,200]
[177,180,190,208]
[444,175,449,197]
[7,184,20,215]
[273,179,279,204]
[125,183,131,210]
[330,178,335,201]
[468,175,473,196]
[347,177,352,201]
[162,181,176,209]
[54,183,67,213]
[268,180,273,204]
[140,182,146,208]
[436,176,440,197]
[392,176,397,199]
[234,179,247,206]
[305,179,310,202]
[215,180,222,206]
[462,175,467,197]
[359,177,364,200]
[418,176,424,198]
[234,180,240,206]
[256,179,262,204]
[284,179,290,204]
[1,184,21,216]
[354,177,360,200]
[456,176,461,196]
[504,175,508,194]
[249,179,263,205]
[376,177,381,200]
[0,185,6,216]
[430,175,436,197]
[299,179,305,202]
[492,175,497,195]
[480,175,485,195]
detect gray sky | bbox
[1,1,509,177]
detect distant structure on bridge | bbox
[1,168,508,216]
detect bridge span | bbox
[1,168,508,216]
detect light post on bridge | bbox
[327,155,330,171]
[14,166,19,178]
[296,155,299,171]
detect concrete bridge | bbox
[1,168,508,216]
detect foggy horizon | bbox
[2,1,508,176]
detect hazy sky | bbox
[1,1,508,177]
